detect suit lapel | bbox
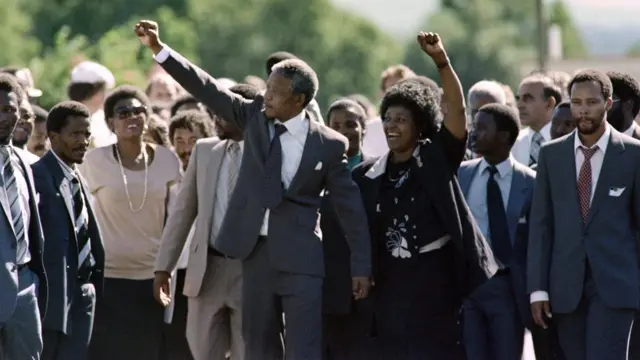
[43,152,75,226]
[0,176,13,235]
[586,131,625,228]
[13,148,43,247]
[204,140,227,230]
[287,118,320,195]
[459,159,481,197]
[506,165,528,243]
[559,133,584,228]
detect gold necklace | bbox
[115,144,148,213]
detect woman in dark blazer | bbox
[320,98,372,360]
[351,33,498,359]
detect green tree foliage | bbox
[627,41,640,58]
[403,0,531,91]
[0,0,40,67]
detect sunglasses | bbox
[114,105,147,119]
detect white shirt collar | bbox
[364,146,422,179]
[275,110,307,139]
[530,121,552,143]
[478,155,515,179]
[50,150,76,178]
[573,122,611,154]
[624,122,638,137]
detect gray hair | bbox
[271,59,319,106]
[468,80,507,105]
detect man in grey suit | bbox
[0,74,48,359]
[135,20,372,360]
[458,103,535,360]
[528,69,640,360]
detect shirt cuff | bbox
[154,46,172,63]
[530,290,549,303]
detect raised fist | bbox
[134,20,161,51]
[417,32,447,62]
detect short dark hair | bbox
[271,59,318,107]
[326,98,367,129]
[170,95,199,117]
[544,83,563,105]
[46,101,91,134]
[32,105,48,124]
[607,71,640,118]
[145,114,170,147]
[168,110,213,141]
[104,85,151,119]
[0,74,25,104]
[67,82,107,102]
[380,81,440,140]
[568,69,613,100]
[397,75,440,94]
[346,93,377,119]
[478,103,521,147]
[556,100,571,109]
[229,83,260,100]
[266,51,298,76]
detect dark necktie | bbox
[1,148,25,254]
[71,173,94,271]
[577,146,598,225]
[529,132,544,166]
[487,166,511,265]
[262,123,287,209]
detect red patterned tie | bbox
[577,146,599,224]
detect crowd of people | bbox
[1,17,640,360]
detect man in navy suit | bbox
[32,101,105,360]
[458,103,536,360]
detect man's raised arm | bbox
[135,20,254,130]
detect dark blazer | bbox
[321,155,371,315]
[158,49,371,278]
[32,151,105,334]
[458,158,537,328]
[528,129,640,313]
[352,128,499,300]
[0,147,48,322]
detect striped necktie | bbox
[71,172,94,268]
[1,148,25,246]
[529,132,544,166]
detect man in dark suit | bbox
[458,103,536,360]
[0,74,48,359]
[606,71,640,140]
[32,101,105,360]
[135,20,372,360]
[529,69,640,360]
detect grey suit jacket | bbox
[32,151,105,334]
[528,129,640,313]
[0,146,48,322]
[459,157,536,326]
[159,50,371,278]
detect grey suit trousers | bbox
[42,282,96,360]
[0,267,43,360]
[243,239,323,360]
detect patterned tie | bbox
[72,172,94,269]
[262,123,287,209]
[486,166,512,264]
[1,148,25,249]
[529,132,544,166]
[227,142,240,196]
[577,146,598,224]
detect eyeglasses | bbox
[114,106,147,119]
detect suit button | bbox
[66,265,70,269]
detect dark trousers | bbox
[89,278,165,360]
[42,282,96,360]
[530,324,566,360]
[462,274,524,360]
[322,312,374,360]
[555,272,635,360]
[243,239,323,360]
[162,269,194,360]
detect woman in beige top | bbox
[79,85,182,360]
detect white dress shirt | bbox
[362,117,389,158]
[466,156,515,243]
[530,124,612,303]
[260,112,308,235]
[511,122,552,166]
[624,122,638,137]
